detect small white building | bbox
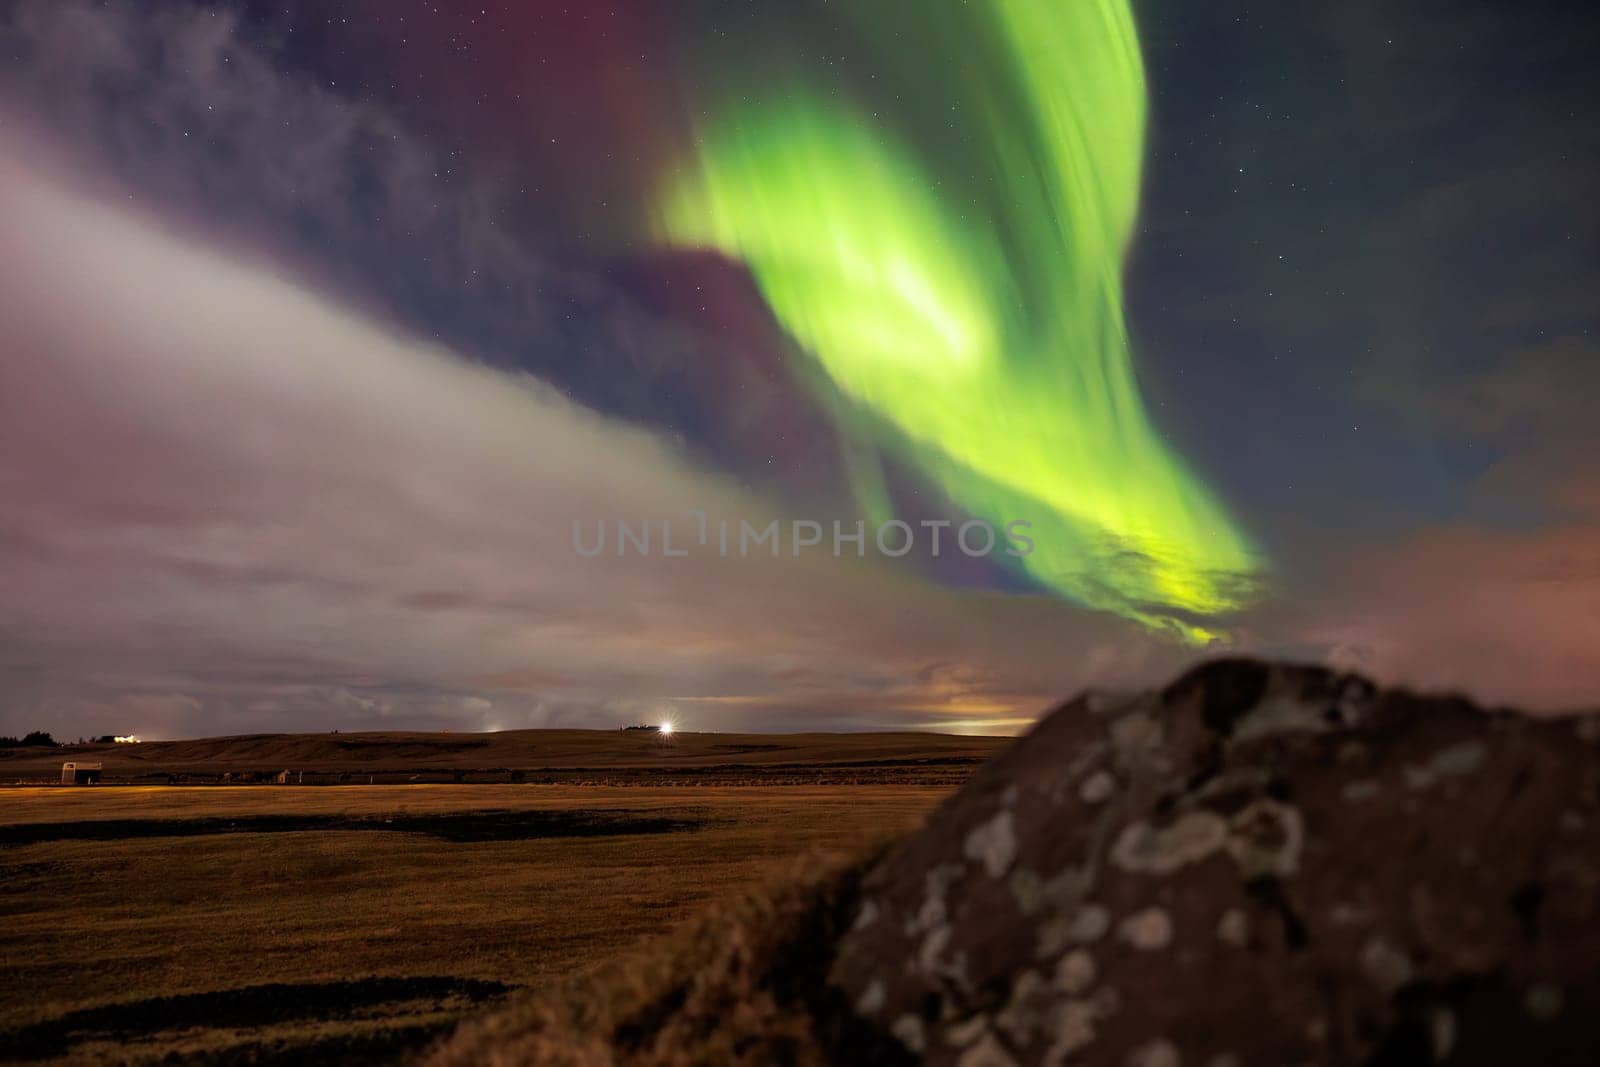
[61,761,103,785]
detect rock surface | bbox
[831,659,1600,1065]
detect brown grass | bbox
[0,784,947,1062]
[426,853,909,1067]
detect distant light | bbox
[659,721,675,736]
[113,735,142,744]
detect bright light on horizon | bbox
[659,720,675,736]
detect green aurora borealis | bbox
[659,0,1260,641]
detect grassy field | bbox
[0,783,957,1063]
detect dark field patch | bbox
[0,808,706,846]
[0,976,510,1061]
[168,1020,461,1065]
[329,738,490,752]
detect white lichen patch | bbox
[1118,907,1174,950]
[918,892,949,931]
[1112,812,1230,875]
[957,1032,1019,1067]
[945,1014,990,1048]
[1226,799,1304,879]
[1010,864,1088,918]
[1524,982,1565,1021]
[855,979,885,1017]
[1330,902,1372,927]
[1071,904,1112,944]
[891,1014,926,1053]
[1011,867,1045,916]
[1403,764,1437,791]
[1229,696,1332,744]
[1405,740,1487,791]
[995,969,1049,1045]
[1126,1037,1181,1067]
[1038,902,1112,958]
[1431,1007,1457,1060]
[966,810,1018,878]
[1041,999,1099,1066]
[1079,770,1117,805]
[1037,917,1072,959]
[1216,907,1249,948]
[919,924,952,974]
[1090,985,1121,1018]
[1228,672,1374,744]
[1431,740,1487,777]
[1341,779,1381,802]
[909,863,965,936]
[1054,949,1097,994]
[1360,936,1414,993]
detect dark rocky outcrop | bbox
[433,659,1600,1065]
[832,659,1600,1065]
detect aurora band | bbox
[657,0,1260,641]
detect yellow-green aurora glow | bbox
[658,0,1260,641]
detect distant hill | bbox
[0,728,1009,786]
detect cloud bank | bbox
[0,142,1184,737]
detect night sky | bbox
[1,0,1595,738]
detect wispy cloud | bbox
[0,142,1181,737]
